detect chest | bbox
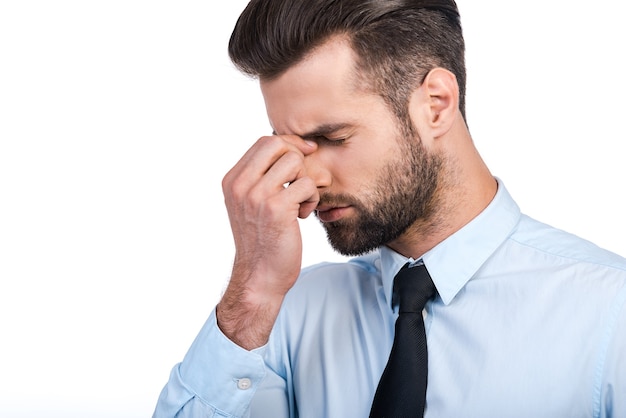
[287,298,598,418]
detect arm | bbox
[153,311,289,418]
[217,135,319,350]
[153,135,319,417]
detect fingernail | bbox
[304,140,316,148]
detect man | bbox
[154,0,626,417]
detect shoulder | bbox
[510,214,626,273]
[479,213,626,309]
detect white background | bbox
[0,1,624,417]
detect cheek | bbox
[335,148,394,189]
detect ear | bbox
[408,67,459,139]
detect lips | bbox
[315,205,352,223]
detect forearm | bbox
[153,310,271,418]
[216,262,287,350]
[217,135,319,350]
[154,134,318,417]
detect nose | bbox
[303,150,332,190]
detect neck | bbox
[387,124,497,259]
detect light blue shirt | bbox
[154,181,626,417]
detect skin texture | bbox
[217,37,497,350]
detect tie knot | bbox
[393,262,437,313]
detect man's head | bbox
[254,36,452,256]
[229,0,476,257]
[229,0,466,122]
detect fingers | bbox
[223,135,319,213]
[281,134,318,156]
[287,175,320,219]
[225,135,316,186]
[217,134,321,349]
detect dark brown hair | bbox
[229,0,466,120]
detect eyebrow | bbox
[273,123,353,139]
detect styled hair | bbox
[228,0,467,120]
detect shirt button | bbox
[237,378,252,390]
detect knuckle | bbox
[246,185,266,205]
[226,176,248,200]
[299,176,316,189]
[283,150,305,165]
[289,176,316,192]
[222,170,234,190]
[258,135,282,149]
[264,195,284,213]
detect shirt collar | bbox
[379,178,521,308]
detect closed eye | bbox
[312,136,346,146]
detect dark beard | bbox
[317,136,442,256]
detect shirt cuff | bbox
[179,309,268,417]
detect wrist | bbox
[216,288,284,350]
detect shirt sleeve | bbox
[152,309,289,418]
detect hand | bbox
[217,135,319,349]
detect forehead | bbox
[259,37,376,136]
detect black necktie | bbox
[370,262,437,418]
